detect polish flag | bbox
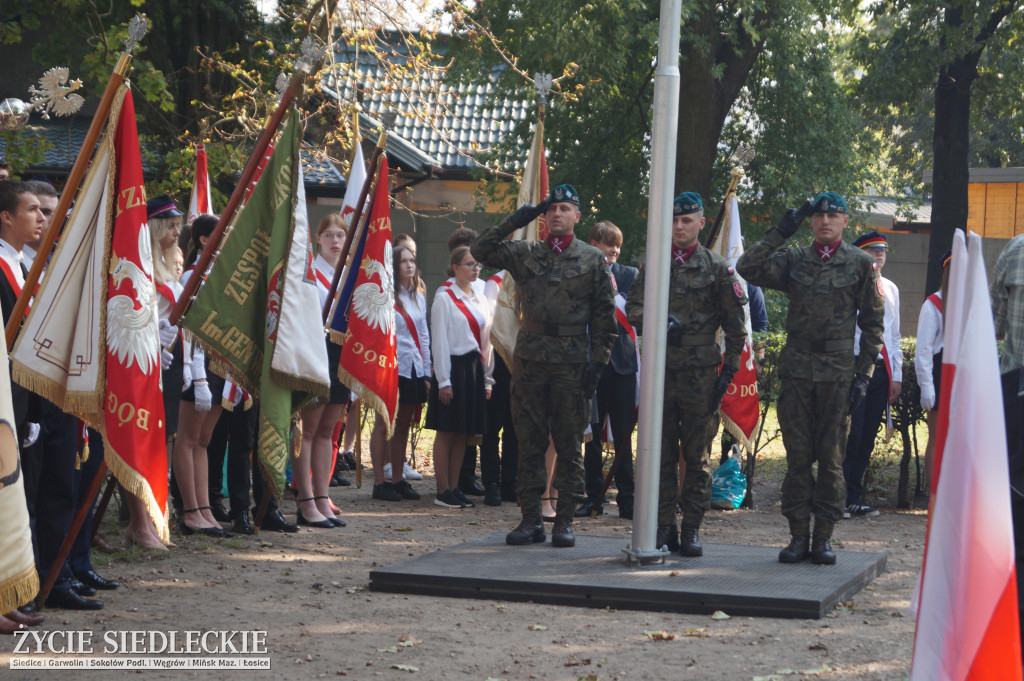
[910,230,1022,681]
[187,143,213,224]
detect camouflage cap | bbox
[673,191,703,216]
[811,191,847,214]
[549,183,580,206]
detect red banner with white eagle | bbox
[336,158,398,436]
[10,86,169,542]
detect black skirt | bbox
[425,351,487,434]
[399,366,429,405]
[162,342,183,435]
[931,350,943,410]
[326,339,352,405]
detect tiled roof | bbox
[854,195,932,227]
[321,42,534,173]
[0,118,345,190]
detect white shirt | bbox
[179,269,205,379]
[313,254,336,311]
[483,270,506,311]
[22,245,37,272]
[915,292,944,393]
[854,275,902,382]
[0,238,25,289]
[434,276,486,299]
[395,285,431,379]
[431,281,494,389]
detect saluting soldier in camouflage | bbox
[736,191,884,565]
[472,184,617,548]
[625,192,747,557]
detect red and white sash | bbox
[445,288,482,352]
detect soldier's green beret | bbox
[549,184,580,206]
[811,191,847,214]
[673,192,703,216]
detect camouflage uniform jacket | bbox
[472,219,617,365]
[736,229,885,381]
[625,245,748,371]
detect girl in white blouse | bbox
[426,246,494,509]
[296,214,350,528]
[369,245,431,501]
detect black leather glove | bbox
[848,373,870,414]
[666,314,682,345]
[774,199,814,238]
[707,364,738,416]
[507,198,551,230]
[582,360,606,395]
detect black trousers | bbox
[22,399,79,587]
[208,404,258,515]
[68,428,105,575]
[842,361,889,506]
[582,369,636,505]
[481,353,517,489]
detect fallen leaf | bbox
[711,611,731,620]
[528,624,548,631]
[669,570,681,577]
[391,664,419,672]
[395,527,413,532]
[577,675,598,681]
[398,635,421,646]
[494,604,507,610]
[643,630,675,640]
[378,645,398,653]
[564,657,591,666]
[752,676,784,681]
[683,628,707,637]
[808,642,829,653]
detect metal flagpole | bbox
[624,0,683,564]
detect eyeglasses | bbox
[458,262,482,269]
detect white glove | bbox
[160,349,173,371]
[182,364,193,391]
[22,422,40,448]
[193,379,213,412]
[920,384,936,411]
[158,318,178,347]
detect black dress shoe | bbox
[231,511,255,535]
[209,498,231,522]
[810,536,836,565]
[74,569,119,591]
[551,518,576,547]
[330,474,352,487]
[678,526,703,557]
[45,587,103,611]
[506,513,546,545]
[69,577,96,597]
[655,524,679,552]
[616,498,634,520]
[260,508,299,533]
[779,535,811,563]
[574,498,604,518]
[459,478,485,496]
[483,483,502,506]
[295,499,336,529]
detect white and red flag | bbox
[187,143,213,224]
[911,229,1022,680]
[708,192,759,450]
[490,112,548,363]
[11,86,169,542]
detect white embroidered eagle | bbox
[106,228,161,375]
[351,241,394,336]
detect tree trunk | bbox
[926,57,976,295]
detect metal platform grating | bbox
[369,532,887,619]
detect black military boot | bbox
[778,535,810,563]
[810,536,836,565]
[655,524,679,552]
[679,525,703,557]
[506,513,545,545]
[551,517,575,547]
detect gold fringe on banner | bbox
[337,364,396,439]
[101,433,170,545]
[0,566,39,614]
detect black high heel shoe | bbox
[179,508,230,537]
[314,496,346,527]
[295,498,336,528]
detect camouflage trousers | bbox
[777,376,852,538]
[659,364,719,527]
[510,358,589,519]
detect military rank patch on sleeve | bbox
[872,262,879,270]
[734,282,745,298]
[728,266,735,274]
